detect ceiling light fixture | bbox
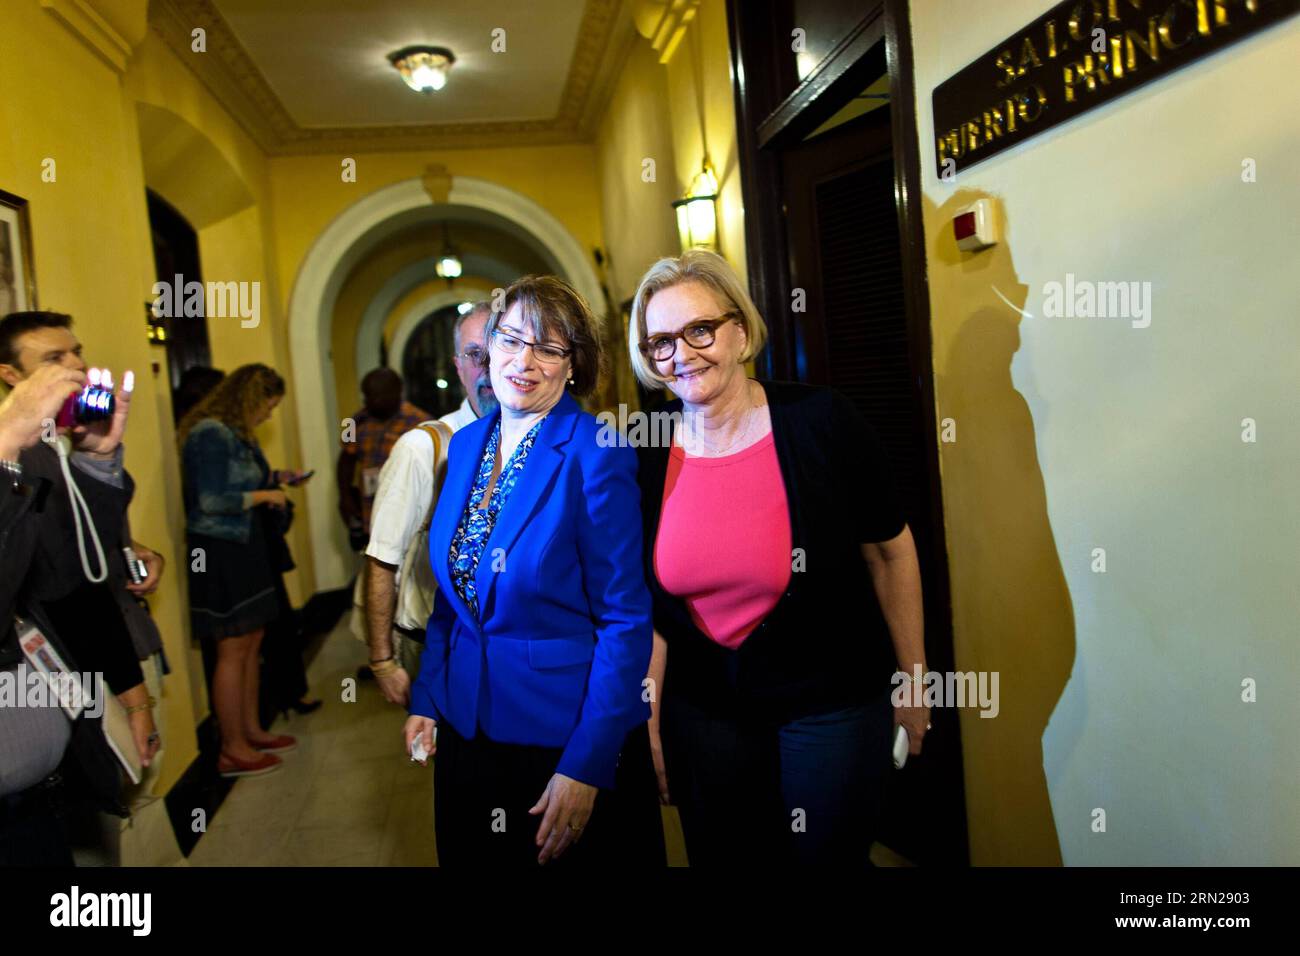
[435,222,462,283]
[388,45,456,93]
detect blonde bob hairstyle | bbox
[627,249,768,389]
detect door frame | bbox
[727,0,965,864]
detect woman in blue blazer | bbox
[405,276,659,867]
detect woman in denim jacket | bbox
[178,364,307,778]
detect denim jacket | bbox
[182,418,270,543]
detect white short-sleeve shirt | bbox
[364,398,478,568]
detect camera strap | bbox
[47,435,108,584]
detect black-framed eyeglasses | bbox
[491,328,572,365]
[639,313,739,362]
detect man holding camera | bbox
[0,358,126,864]
[0,311,168,861]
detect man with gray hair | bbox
[362,302,497,705]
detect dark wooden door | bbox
[146,189,211,397]
[780,109,968,865]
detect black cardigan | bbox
[637,380,905,723]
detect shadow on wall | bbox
[926,190,1075,866]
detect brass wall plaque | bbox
[931,0,1300,176]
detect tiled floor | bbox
[183,618,902,867]
[188,622,439,867]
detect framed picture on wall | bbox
[0,189,38,316]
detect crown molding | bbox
[41,0,148,74]
[578,0,641,137]
[148,0,629,156]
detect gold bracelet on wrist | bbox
[370,660,400,677]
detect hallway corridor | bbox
[2,0,1295,898]
[188,623,436,867]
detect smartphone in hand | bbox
[892,725,909,769]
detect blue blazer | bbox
[409,392,652,790]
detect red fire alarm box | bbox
[954,200,998,251]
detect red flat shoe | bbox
[218,751,282,778]
[252,734,297,754]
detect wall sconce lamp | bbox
[672,161,719,252]
[144,301,168,346]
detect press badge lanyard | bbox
[13,616,86,719]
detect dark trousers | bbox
[0,779,77,867]
[434,721,665,868]
[258,573,308,721]
[661,688,894,867]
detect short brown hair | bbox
[484,276,603,397]
[0,311,74,368]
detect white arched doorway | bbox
[387,285,495,374]
[353,256,518,385]
[287,177,602,591]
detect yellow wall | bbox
[126,34,316,611]
[595,37,681,305]
[909,1,1300,864]
[664,0,746,283]
[596,0,744,307]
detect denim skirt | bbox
[187,510,280,641]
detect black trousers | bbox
[258,573,308,720]
[434,721,665,868]
[0,777,77,867]
[661,688,895,867]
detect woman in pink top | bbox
[628,251,929,867]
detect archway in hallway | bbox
[353,246,542,387]
[386,286,494,380]
[398,301,474,420]
[287,176,603,592]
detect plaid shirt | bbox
[342,401,430,529]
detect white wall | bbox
[910,1,1300,864]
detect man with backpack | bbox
[362,302,497,705]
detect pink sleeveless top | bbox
[654,432,792,649]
